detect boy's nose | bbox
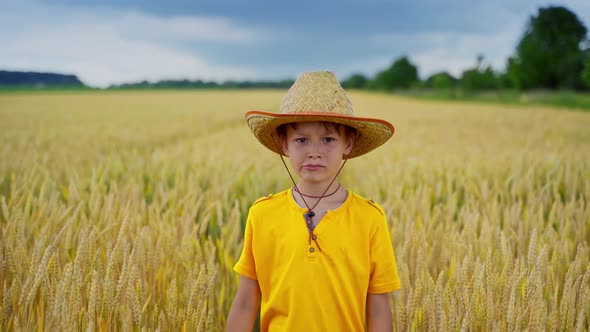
[307,141,322,158]
[307,151,321,159]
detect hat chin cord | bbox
[273,136,347,252]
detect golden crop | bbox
[0,90,589,330]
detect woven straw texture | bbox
[246,71,394,159]
[280,71,354,116]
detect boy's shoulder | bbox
[349,191,386,217]
[250,189,290,208]
[251,193,276,207]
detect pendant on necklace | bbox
[304,212,315,232]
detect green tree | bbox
[374,56,419,90]
[498,72,514,89]
[583,51,590,88]
[425,71,456,89]
[341,73,368,89]
[507,6,588,90]
[460,55,500,92]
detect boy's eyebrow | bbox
[291,129,308,136]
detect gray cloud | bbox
[0,2,266,87]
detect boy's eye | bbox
[323,137,336,143]
[295,138,308,143]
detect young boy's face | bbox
[280,121,354,186]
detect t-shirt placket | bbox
[305,213,329,260]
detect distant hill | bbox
[0,70,86,87]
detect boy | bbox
[226,71,401,331]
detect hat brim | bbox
[245,110,395,159]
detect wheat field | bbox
[0,90,589,331]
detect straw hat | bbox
[245,71,395,159]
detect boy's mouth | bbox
[303,164,323,171]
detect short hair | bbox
[276,121,357,139]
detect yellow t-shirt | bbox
[234,188,401,331]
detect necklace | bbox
[294,183,341,199]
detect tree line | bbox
[342,6,590,93]
[108,79,295,90]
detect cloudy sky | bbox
[1,0,589,87]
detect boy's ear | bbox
[343,133,354,156]
[281,136,289,156]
